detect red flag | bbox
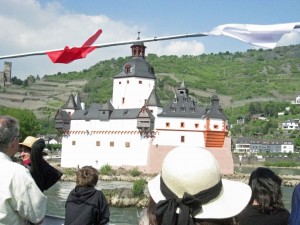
[46,29,102,64]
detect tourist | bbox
[289,183,300,225]
[139,146,252,225]
[19,136,38,167]
[64,165,110,225]
[20,136,63,192]
[237,167,290,225]
[0,115,47,225]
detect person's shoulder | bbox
[5,159,28,172]
[96,189,106,197]
[10,161,35,182]
[281,207,290,216]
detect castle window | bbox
[190,107,195,113]
[173,98,177,103]
[125,142,130,148]
[166,122,170,128]
[180,107,186,112]
[110,141,114,147]
[119,81,121,84]
[214,125,219,129]
[181,136,185,143]
[96,141,100,146]
[122,98,125,104]
[180,122,185,128]
[72,141,76,145]
[127,80,129,84]
[195,123,199,128]
[125,65,131,74]
[184,98,188,103]
[139,80,142,84]
[171,107,176,112]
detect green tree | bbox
[0,107,39,139]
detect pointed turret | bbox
[177,80,189,96]
[74,92,82,110]
[145,88,162,107]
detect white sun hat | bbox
[148,146,251,219]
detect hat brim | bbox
[148,174,251,219]
[19,143,32,149]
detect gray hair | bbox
[0,115,19,152]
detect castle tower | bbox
[111,34,156,109]
[4,62,12,85]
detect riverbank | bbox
[49,163,300,208]
[51,163,300,187]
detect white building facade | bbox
[55,40,233,174]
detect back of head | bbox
[0,115,19,152]
[248,167,284,212]
[76,166,99,187]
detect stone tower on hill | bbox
[0,62,12,86]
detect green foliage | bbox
[62,168,76,176]
[129,167,142,177]
[264,161,300,167]
[6,44,300,142]
[100,164,113,175]
[39,44,300,109]
[46,143,62,151]
[132,179,146,197]
[0,107,39,139]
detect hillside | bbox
[1,44,300,119]
[44,44,300,108]
[0,80,87,119]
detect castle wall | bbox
[112,77,155,109]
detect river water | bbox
[45,167,300,225]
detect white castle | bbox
[55,39,234,174]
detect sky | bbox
[0,0,299,80]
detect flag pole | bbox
[0,32,207,60]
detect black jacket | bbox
[30,139,63,192]
[64,186,110,225]
[237,205,290,225]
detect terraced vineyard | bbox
[0,80,87,118]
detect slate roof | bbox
[204,94,228,120]
[145,88,162,107]
[74,92,82,110]
[62,93,78,109]
[70,102,141,120]
[55,109,70,121]
[114,57,156,79]
[158,83,206,118]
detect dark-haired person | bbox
[237,167,290,225]
[0,115,47,225]
[19,136,63,192]
[139,146,252,225]
[19,136,37,167]
[64,166,110,225]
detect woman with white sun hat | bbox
[139,146,252,225]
